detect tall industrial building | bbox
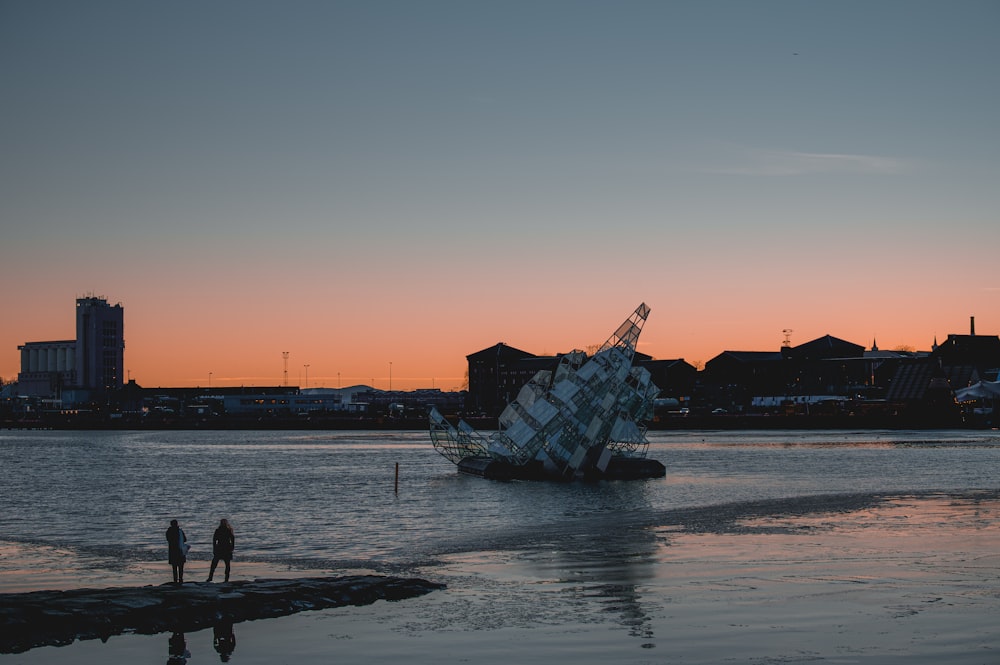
[17,296,125,403]
[75,296,125,395]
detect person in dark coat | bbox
[206,518,235,582]
[166,519,188,583]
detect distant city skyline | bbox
[4,293,991,391]
[2,2,998,390]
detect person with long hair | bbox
[207,518,235,582]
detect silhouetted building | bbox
[75,296,124,399]
[16,296,124,404]
[223,391,343,416]
[353,387,466,416]
[880,316,1000,418]
[16,340,76,400]
[886,359,975,402]
[703,350,786,410]
[858,343,918,397]
[636,357,697,399]
[885,357,967,425]
[703,335,868,412]
[933,334,1000,375]
[783,335,866,396]
[780,334,865,362]
[466,343,549,416]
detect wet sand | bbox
[2,492,998,664]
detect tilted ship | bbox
[429,303,666,480]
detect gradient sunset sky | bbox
[2,1,998,391]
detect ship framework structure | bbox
[429,303,667,481]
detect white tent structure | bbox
[955,380,1000,402]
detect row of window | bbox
[238,398,341,406]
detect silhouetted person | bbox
[213,620,237,662]
[166,519,189,583]
[206,518,235,582]
[167,631,190,664]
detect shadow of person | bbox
[167,631,190,664]
[213,620,237,662]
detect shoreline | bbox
[0,541,384,595]
[3,490,998,663]
[0,575,444,654]
[4,489,998,595]
[4,413,996,431]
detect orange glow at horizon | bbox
[2,289,995,391]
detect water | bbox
[1,428,998,573]
[2,428,999,664]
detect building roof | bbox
[863,350,912,360]
[885,360,977,401]
[933,334,1000,366]
[18,340,75,348]
[466,342,535,362]
[711,351,784,363]
[638,358,693,368]
[787,335,865,360]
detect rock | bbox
[0,575,444,654]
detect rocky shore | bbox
[0,575,444,654]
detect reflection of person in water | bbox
[213,620,237,662]
[167,632,190,664]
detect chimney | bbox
[970,316,975,336]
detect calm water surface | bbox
[0,428,997,571]
[2,428,999,664]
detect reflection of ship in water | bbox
[525,500,660,645]
[573,533,658,643]
[430,304,666,481]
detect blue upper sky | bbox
[2,1,998,386]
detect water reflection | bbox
[517,481,661,646]
[213,620,237,662]
[165,622,236,664]
[565,528,658,644]
[167,632,189,664]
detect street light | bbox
[303,364,310,389]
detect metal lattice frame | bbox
[598,302,650,359]
[429,304,660,476]
[429,408,489,464]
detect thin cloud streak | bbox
[700,147,913,177]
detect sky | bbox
[2,0,998,391]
